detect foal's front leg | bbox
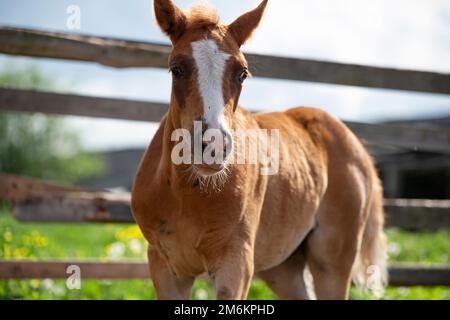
[212,242,254,300]
[148,248,194,300]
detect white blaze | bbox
[191,39,231,130]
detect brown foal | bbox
[131,0,387,300]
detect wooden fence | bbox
[0,26,449,288]
[1,27,449,93]
[2,87,450,153]
[1,174,449,231]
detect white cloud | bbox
[246,0,450,70]
[237,0,450,124]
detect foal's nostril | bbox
[199,126,232,160]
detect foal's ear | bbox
[228,0,268,47]
[154,0,187,42]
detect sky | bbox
[0,0,449,151]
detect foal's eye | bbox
[170,66,184,79]
[238,69,249,83]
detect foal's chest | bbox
[149,213,206,277]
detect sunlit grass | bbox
[386,229,449,264]
[1,204,449,300]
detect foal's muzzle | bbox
[191,123,233,175]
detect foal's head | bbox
[154,0,268,177]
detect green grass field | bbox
[1,204,449,300]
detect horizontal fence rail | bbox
[384,199,450,231]
[1,174,449,231]
[0,260,149,280]
[0,260,449,287]
[1,27,450,94]
[344,122,450,154]
[2,87,450,153]
[0,87,168,122]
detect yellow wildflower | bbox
[3,230,13,242]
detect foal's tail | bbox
[352,173,388,297]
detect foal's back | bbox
[251,107,381,278]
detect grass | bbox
[0,204,449,300]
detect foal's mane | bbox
[185,3,220,29]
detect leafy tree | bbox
[0,64,104,185]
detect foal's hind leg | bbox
[257,245,310,300]
[305,203,364,300]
